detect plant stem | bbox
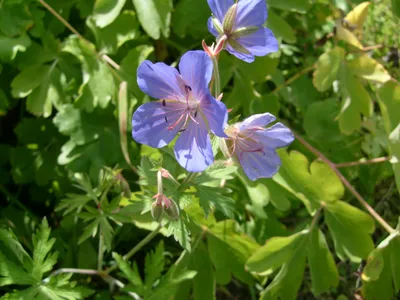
[181,172,199,187]
[295,133,395,234]
[211,55,221,98]
[270,64,315,95]
[38,0,122,79]
[105,224,162,274]
[335,156,391,168]
[98,231,104,271]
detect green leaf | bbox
[113,252,144,288]
[0,229,32,270]
[0,33,31,62]
[377,81,400,194]
[273,150,344,214]
[194,162,238,185]
[87,10,139,54]
[246,230,308,274]
[347,55,391,83]
[0,1,33,37]
[92,0,126,28]
[338,64,373,135]
[62,37,115,112]
[208,220,259,285]
[132,0,173,39]
[0,34,31,62]
[268,0,311,13]
[166,218,191,251]
[195,185,235,218]
[0,251,36,286]
[325,201,375,262]
[267,10,296,43]
[393,0,400,17]
[31,219,58,281]
[100,217,114,251]
[260,250,306,300]
[144,241,165,288]
[307,228,339,295]
[172,0,210,38]
[362,230,400,299]
[0,88,10,115]
[313,47,345,92]
[189,242,215,300]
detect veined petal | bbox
[235,0,267,28]
[239,113,276,130]
[137,60,185,100]
[236,27,279,57]
[200,93,228,137]
[254,123,295,149]
[174,118,213,172]
[179,51,213,101]
[239,149,282,181]
[207,0,234,23]
[132,102,185,148]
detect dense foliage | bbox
[1,0,400,299]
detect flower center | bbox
[225,126,265,158]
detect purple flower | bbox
[132,51,228,172]
[224,113,294,181]
[207,0,279,63]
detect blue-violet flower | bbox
[207,0,279,63]
[223,113,294,181]
[132,50,228,172]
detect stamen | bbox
[165,116,168,123]
[168,113,186,131]
[189,112,199,125]
[162,99,166,106]
[194,110,198,118]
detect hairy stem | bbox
[98,231,104,271]
[270,64,315,95]
[211,55,221,98]
[105,224,162,274]
[38,0,122,79]
[335,156,391,168]
[295,133,395,234]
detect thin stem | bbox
[98,231,104,271]
[270,65,315,95]
[310,206,324,230]
[157,170,163,195]
[335,156,391,168]
[211,55,221,98]
[50,268,100,276]
[38,0,121,76]
[105,224,162,274]
[295,133,395,234]
[181,172,199,187]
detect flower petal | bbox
[236,27,279,57]
[239,113,276,130]
[207,0,234,22]
[255,123,295,149]
[235,0,267,28]
[174,118,214,172]
[137,60,185,100]
[179,51,213,101]
[132,102,185,148]
[239,149,282,181]
[200,93,228,137]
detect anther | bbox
[179,129,186,132]
[162,99,166,106]
[165,116,168,123]
[185,85,192,92]
[194,110,198,118]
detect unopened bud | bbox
[151,202,163,222]
[231,26,259,39]
[222,3,238,34]
[163,198,180,220]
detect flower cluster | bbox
[131,0,294,181]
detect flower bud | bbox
[222,3,238,35]
[163,198,180,220]
[151,201,164,222]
